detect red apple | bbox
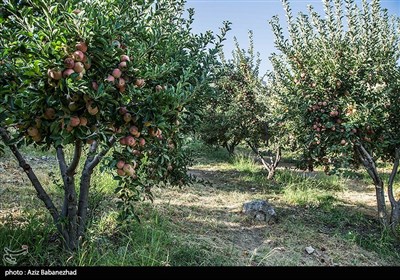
[105,75,115,83]
[119,137,127,146]
[63,68,75,78]
[123,113,132,123]
[135,78,145,88]
[119,107,128,115]
[116,78,125,88]
[118,61,127,69]
[87,104,99,116]
[44,108,56,120]
[112,68,122,78]
[27,127,39,137]
[138,138,145,147]
[73,50,85,62]
[73,62,84,73]
[84,60,91,70]
[120,55,130,62]
[69,116,80,127]
[76,42,88,53]
[32,134,42,143]
[126,136,136,147]
[92,81,98,91]
[79,117,88,126]
[64,58,75,69]
[129,126,139,136]
[123,164,134,176]
[117,169,126,176]
[116,160,125,169]
[48,69,62,80]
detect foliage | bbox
[0,0,229,249]
[268,0,400,228]
[199,31,266,154]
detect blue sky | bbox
[185,0,400,75]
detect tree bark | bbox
[356,144,389,227]
[77,137,115,238]
[388,148,400,234]
[56,146,79,250]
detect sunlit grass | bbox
[2,138,400,266]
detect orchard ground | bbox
[0,140,399,266]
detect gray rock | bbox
[242,199,277,224]
[305,246,315,254]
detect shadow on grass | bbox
[157,196,400,265]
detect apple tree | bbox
[199,32,281,179]
[0,0,229,250]
[268,0,400,231]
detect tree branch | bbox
[388,148,400,207]
[56,146,68,175]
[67,139,82,176]
[273,146,282,168]
[356,143,388,227]
[56,146,68,218]
[88,137,116,170]
[56,145,78,249]
[246,141,271,172]
[356,144,382,186]
[0,127,61,229]
[77,136,116,237]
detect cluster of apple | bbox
[119,125,146,149]
[105,55,131,93]
[103,53,151,93]
[47,41,90,83]
[116,159,137,177]
[148,127,163,139]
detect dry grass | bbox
[148,159,398,266]
[1,144,399,266]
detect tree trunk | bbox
[356,144,389,227]
[391,204,400,235]
[374,180,389,227]
[77,138,115,238]
[246,141,281,180]
[223,140,238,156]
[388,148,400,235]
[77,165,92,238]
[56,145,80,251]
[267,168,276,180]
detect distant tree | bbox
[268,0,400,231]
[199,32,281,179]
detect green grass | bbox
[0,206,236,266]
[273,170,345,209]
[185,137,231,165]
[230,154,260,174]
[2,139,400,266]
